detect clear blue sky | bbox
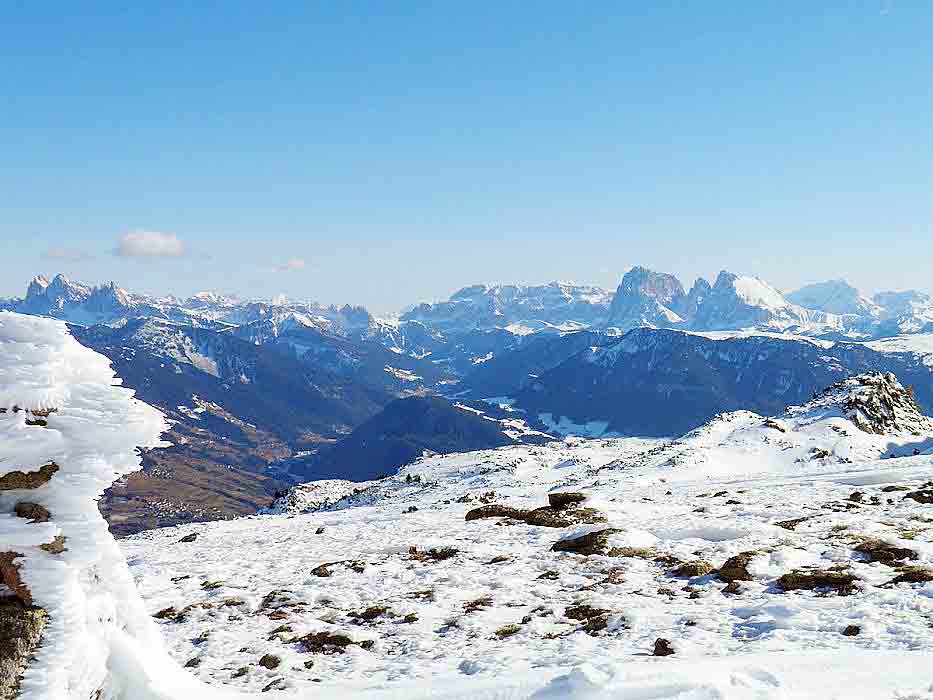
[1,2,930,312]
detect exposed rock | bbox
[887,566,933,585]
[409,546,458,562]
[547,492,588,509]
[904,489,933,505]
[262,678,287,692]
[670,560,713,578]
[311,560,367,577]
[718,552,758,582]
[831,373,933,435]
[576,615,608,634]
[564,604,610,621]
[310,563,334,578]
[842,625,861,636]
[465,504,528,522]
[495,623,521,639]
[350,605,391,623]
[653,638,675,656]
[853,538,918,566]
[258,653,281,670]
[13,502,50,523]
[466,500,605,528]
[0,599,47,700]
[0,553,31,605]
[607,546,654,559]
[777,569,858,595]
[463,596,493,614]
[153,606,178,620]
[721,581,742,595]
[775,517,810,530]
[39,534,67,554]
[0,462,59,491]
[296,631,357,654]
[551,528,622,556]
[525,506,605,528]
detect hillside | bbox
[291,396,521,481]
[122,370,933,698]
[513,328,933,437]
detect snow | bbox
[7,308,933,700]
[0,311,241,700]
[384,366,422,382]
[730,276,791,311]
[538,413,620,438]
[866,334,933,367]
[119,371,933,699]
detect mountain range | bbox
[4,269,933,534]
[8,269,932,344]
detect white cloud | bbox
[115,231,186,258]
[43,246,92,262]
[272,257,307,272]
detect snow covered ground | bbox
[123,375,933,699]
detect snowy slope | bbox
[121,372,933,699]
[787,279,882,318]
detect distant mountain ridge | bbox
[511,327,933,438]
[7,269,933,344]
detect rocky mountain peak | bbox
[606,267,687,330]
[800,372,933,436]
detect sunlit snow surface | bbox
[0,312,240,700]
[125,389,933,698]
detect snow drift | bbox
[0,312,237,700]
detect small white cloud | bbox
[43,246,92,262]
[115,230,186,258]
[272,257,307,272]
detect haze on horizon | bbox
[2,3,931,313]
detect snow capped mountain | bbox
[401,281,613,334]
[787,279,882,318]
[603,268,844,335]
[690,271,837,332]
[605,267,686,330]
[873,290,933,334]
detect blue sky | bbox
[1,2,930,312]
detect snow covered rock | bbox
[796,371,933,436]
[0,312,231,700]
[691,271,837,332]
